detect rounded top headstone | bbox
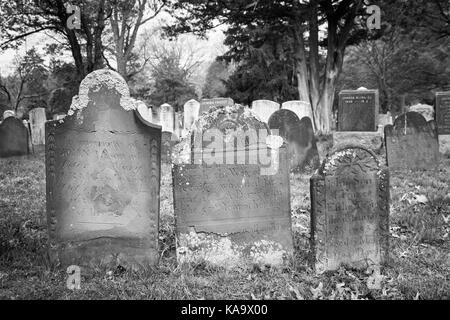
[3,110,16,120]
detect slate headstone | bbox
[436,92,450,155]
[281,101,314,127]
[251,100,280,123]
[173,104,293,269]
[385,112,439,169]
[0,117,29,157]
[338,89,379,131]
[310,145,389,273]
[46,69,162,270]
[29,107,47,145]
[199,97,234,114]
[268,109,319,172]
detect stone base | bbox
[333,129,383,153]
[439,135,450,156]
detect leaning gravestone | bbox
[46,69,162,270]
[251,100,280,123]
[199,97,234,114]
[183,99,200,132]
[268,109,319,172]
[281,101,314,128]
[173,104,293,269]
[338,89,379,131]
[29,107,47,145]
[310,145,389,273]
[0,117,29,157]
[385,112,439,169]
[436,92,450,155]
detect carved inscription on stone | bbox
[338,90,379,131]
[436,92,450,135]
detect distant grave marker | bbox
[251,100,280,123]
[183,99,200,132]
[268,109,319,172]
[0,117,29,157]
[310,145,389,273]
[46,69,162,270]
[385,111,439,169]
[409,104,434,122]
[173,105,293,269]
[338,89,379,131]
[199,97,234,114]
[160,103,174,133]
[436,92,450,155]
[29,107,47,145]
[281,101,314,127]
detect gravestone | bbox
[3,110,16,120]
[385,112,439,169]
[53,113,66,120]
[173,104,293,269]
[338,89,379,131]
[160,103,174,133]
[199,97,234,114]
[29,107,47,145]
[268,109,319,172]
[378,112,393,127]
[310,146,389,273]
[436,92,450,155]
[0,117,29,157]
[281,101,314,128]
[46,69,162,270]
[409,104,434,122]
[161,131,179,163]
[136,101,153,123]
[183,99,200,132]
[251,100,280,123]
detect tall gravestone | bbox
[385,112,440,169]
[0,117,29,157]
[268,109,319,172]
[46,69,162,270]
[436,92,450,155]
[281,101,314,128]
[160,103,174,133]
[183,99,200,132]
[251,100,280,123]
[338,89,379,131]
[29,107,47,145]
[199,97,234,114]
[172,104,293,269]
[310,146,389,273]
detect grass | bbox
[0,150,449,300]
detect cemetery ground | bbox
[0,149,449,300]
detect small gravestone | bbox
[46,69,162,270]
[310,146,389,273]
[281,101,314,128]
[173,104,293,269]
[378,112,393,127]
[136,101,153,123]
[268,109,319,172]
[409,104,434,122]
[385,112,439,169]
[251,100,280,123]
[436,92,450,155]
[3,110,16,120]
[29,107,47,145]
[338,89,379,131]
[160,103,174,133]
[0,117,29,157]
[199,97,234,114]
[183,99,200,132]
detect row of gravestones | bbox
[45,69,392,274]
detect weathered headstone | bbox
[136,101,153,123]
[310,146,389,273]
[3,110,16,120]
[183,99,200,132]
[173,104,293,269]
[46,69,162,270]
[281,101,314,127]
[436,92,450,155]
[199,97,234,114]
[0,117,29,157]
[385,112,439,169]
[338,89,379,131]
[268,109,319,172]
[29,107,47,145]
[251,100,280,123]
[160,103,174,133]
[409,104,434,122]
